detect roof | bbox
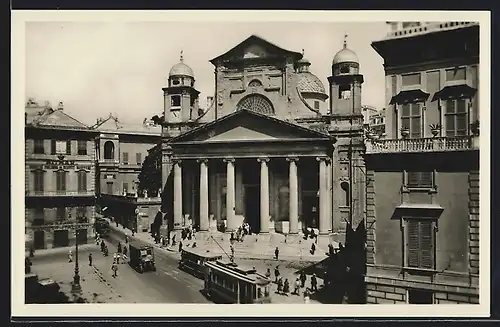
[389,89,430,105]
[206,260,271,285]
[182,247,224,259]
[333,48,359,65]
[169,62,194,78]
[27,108,92,131]
[297,72,326,95]
[210,34,303,65]
[92,114,162,136]
[431,84,477,102]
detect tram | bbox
[204,260,272,304]
[179,248,223,279]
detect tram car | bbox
[179,248,223,279]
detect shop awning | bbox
[391,203,444,220]
[389,89,430,105]
[431,84,477,101]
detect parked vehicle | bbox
[128,241,156,273]
[95,218,110,237]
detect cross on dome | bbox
[343,33,348,49]
[180,50,184,62]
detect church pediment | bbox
[168,109,332,145]
[210,35,303,65]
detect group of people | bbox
[264,266,319,303]
[231,223,251,242]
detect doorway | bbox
[244,185,260,234]
[76,229,88,245]
[53,230,69,248]
[302,194,319,230]
[33,231,45,249]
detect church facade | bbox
[159,35,366,243]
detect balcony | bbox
[365,135,478,154]
[98,159,120,165]
[26,190,95,197]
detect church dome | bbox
[333,48,359,65]
[297,72,326,94]
[169,51,194,78]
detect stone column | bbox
[287,156,299,235]
[317,156,330,235]
[258,157,270,234]
[198,158,209,232]
[224,157,236,232]
[327,159,332,232]
[173,159,183,230]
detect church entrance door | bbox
[244,185,260,234]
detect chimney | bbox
[206,96,214,108]
[57,101,64,110]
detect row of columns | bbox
[172,156,332,235]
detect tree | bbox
[137,147,161,197]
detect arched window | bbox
[248,79,263,87]
[104,141,115,160]
[341,182,350,207]
[236,94,275,115]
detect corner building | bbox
[365,22,480,304]
[159,35,366,244]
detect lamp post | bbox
[72,228,81,292]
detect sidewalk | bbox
[27,243,98,260]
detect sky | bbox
[25,21,389,126]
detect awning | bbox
[391,203,444,220]
[431,84,477,101]
[389,89,430,105]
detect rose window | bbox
[236,94,275,115]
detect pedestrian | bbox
[68,250,73,263]
[178,240,183,252]
[283,278,290,296]
[117,242,122,254]
[29,246,35,258]
[116,252,121,264]
[230,245,235,258]
[294,277,301,295]
[265,268,271,280]
[192,242,197,248]
[112,262,118,277]
[125,235,129,244]
[88,253,93,266]
[113,252,117,263]
[123,245,128,258]
[310,242,316,255]
[274,246,279,260]
[274,266,280,283]
[101,240,105,252]
[300,271,306,288]
[311,273,318,292]
[277,277,283,294]
[172,234,176,246]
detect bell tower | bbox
[162,51,200,124]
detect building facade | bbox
[364,22,480,304]
[158,35,366,244]
[92,114,161,231]
[368,108,386,137]
[25,99,97,250]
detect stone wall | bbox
[468,170,480,276]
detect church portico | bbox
[164,108,335,238]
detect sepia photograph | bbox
[11,10,490,318]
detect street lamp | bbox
[72,228,81,293]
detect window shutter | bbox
[407,220,420,267]
[66,140,71,155]
[419,220,434,269]
[51,140,56,154]
[420,172,433,187]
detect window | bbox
[341,182,350,207]
[401,103,422,138]
[55,170,67,192]
[406,171,434,188]
[402,73,421,86]
[171,95,181,108]
[33,170,44,192]
[56,207,66,221]
[339,64,351,74]
[77,171,87,192]
[136,153,142,165]
[77,140,87,155]
[123,152,129,164]
[123,183,129,194]
[106,182,113,194]
[445,67,466,82]
[402,22,421,29]
[52,140,68,155]
[172,79,180,86]
[338,85,351,99]
[406,219,435,269]
[248,79,262,87]
[445,99,467,136]
[314,101,320,110]
[34,139,45,154]
[104,141,115,160]
[408,289,434,304]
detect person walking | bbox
[277,277,283,295]
[274,246,279,260]
[112,262,118,278]
[283,278,290,296]
[178,240,183,252]
[311,273,318,292]
[88,253,93,266]
[310,242,316,255]
[274,266,280,283]
[117,242,122,254]
[300,271,307,288]
[294,277,301,295]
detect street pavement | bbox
[30,238,210,303]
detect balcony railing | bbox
[366,135,477,154]
[26,190,95,197]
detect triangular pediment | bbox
[94,117,121,131]
[36,110,88,129]
[210,35,303,65]
[169,109,331,144]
